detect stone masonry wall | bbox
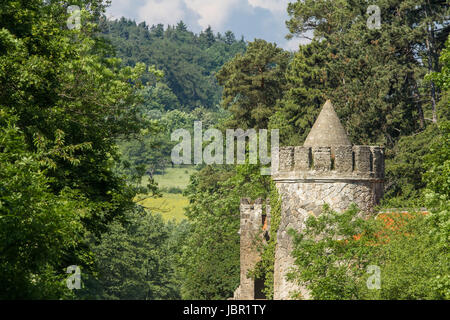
[273,180,383,300]
[233,199,263,300]
[272,145,384,300]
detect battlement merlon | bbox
[240,198,263,233]
[273,145,385,181]
[240,198,271,234]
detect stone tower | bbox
[232,199,271,300]
[272,100,384,299]
[234,100,385,300]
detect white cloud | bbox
[281,29,314,51]
[108,0,244,31]
[282,37,302,51]
[106,0,144,20]
[107,0,304,47]
[138,0,187,26]
[247,0,290,15]
[184,0,241,30]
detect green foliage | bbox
[138,83,181,112]
[281,0,450,146]
[217,39,290,129]
[117,107,226,175]
[102,18,247,110]
[164,187,184,194]
[370,211,449,300]
[423,121,450,199]
[384,124,441,202]
[180,164,271,299]
[429,36,450,91]
[0,0,165,298]
[80,209,183,300]
[179,166,239,299]
[0,0,158,237]
[250,182,282,299]
[385,33,450,202]
[419,119,450,298]
[289,205,450,300]
[288,205,377,300]
[427,35,450,122]
[0,111,84,299]
[269,40,328,145]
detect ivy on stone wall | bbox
[250,182,282,299]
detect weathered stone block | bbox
[335,145,353,173]
[371,146,385,178]
[312,147,331,171]
[294,146,311,171]
[354,146,371,173]
[279,147,294,171]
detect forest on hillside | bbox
[102,18,247,175]
[0,0,449,300]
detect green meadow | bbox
[138,166,196,221]
[154,166,196,190]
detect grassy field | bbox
[141,166,196,190]
[138,166,195,222]
[138,192,189,222]
[154,166,196,189]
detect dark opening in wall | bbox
[254,277,266,300]
[352,150,355,171]
[308,147,313,169]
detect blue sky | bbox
[106,0,310,51]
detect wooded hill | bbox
[101,18,247,110]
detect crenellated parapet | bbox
[273,145,385,181]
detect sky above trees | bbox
[106,0,307,50]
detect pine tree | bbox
[225,31,236,45]
[282,0,450,145]
[176,20,187,32]
[201,26,216,47]
[217,39,290,129]
[151,23,164,38]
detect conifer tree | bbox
[176,20,188,32]
[283,0,450,145]
[225,31,236,45]
[217,39,290,129]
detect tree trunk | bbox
[425,1,441,123]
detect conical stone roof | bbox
[303,100,351,147]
